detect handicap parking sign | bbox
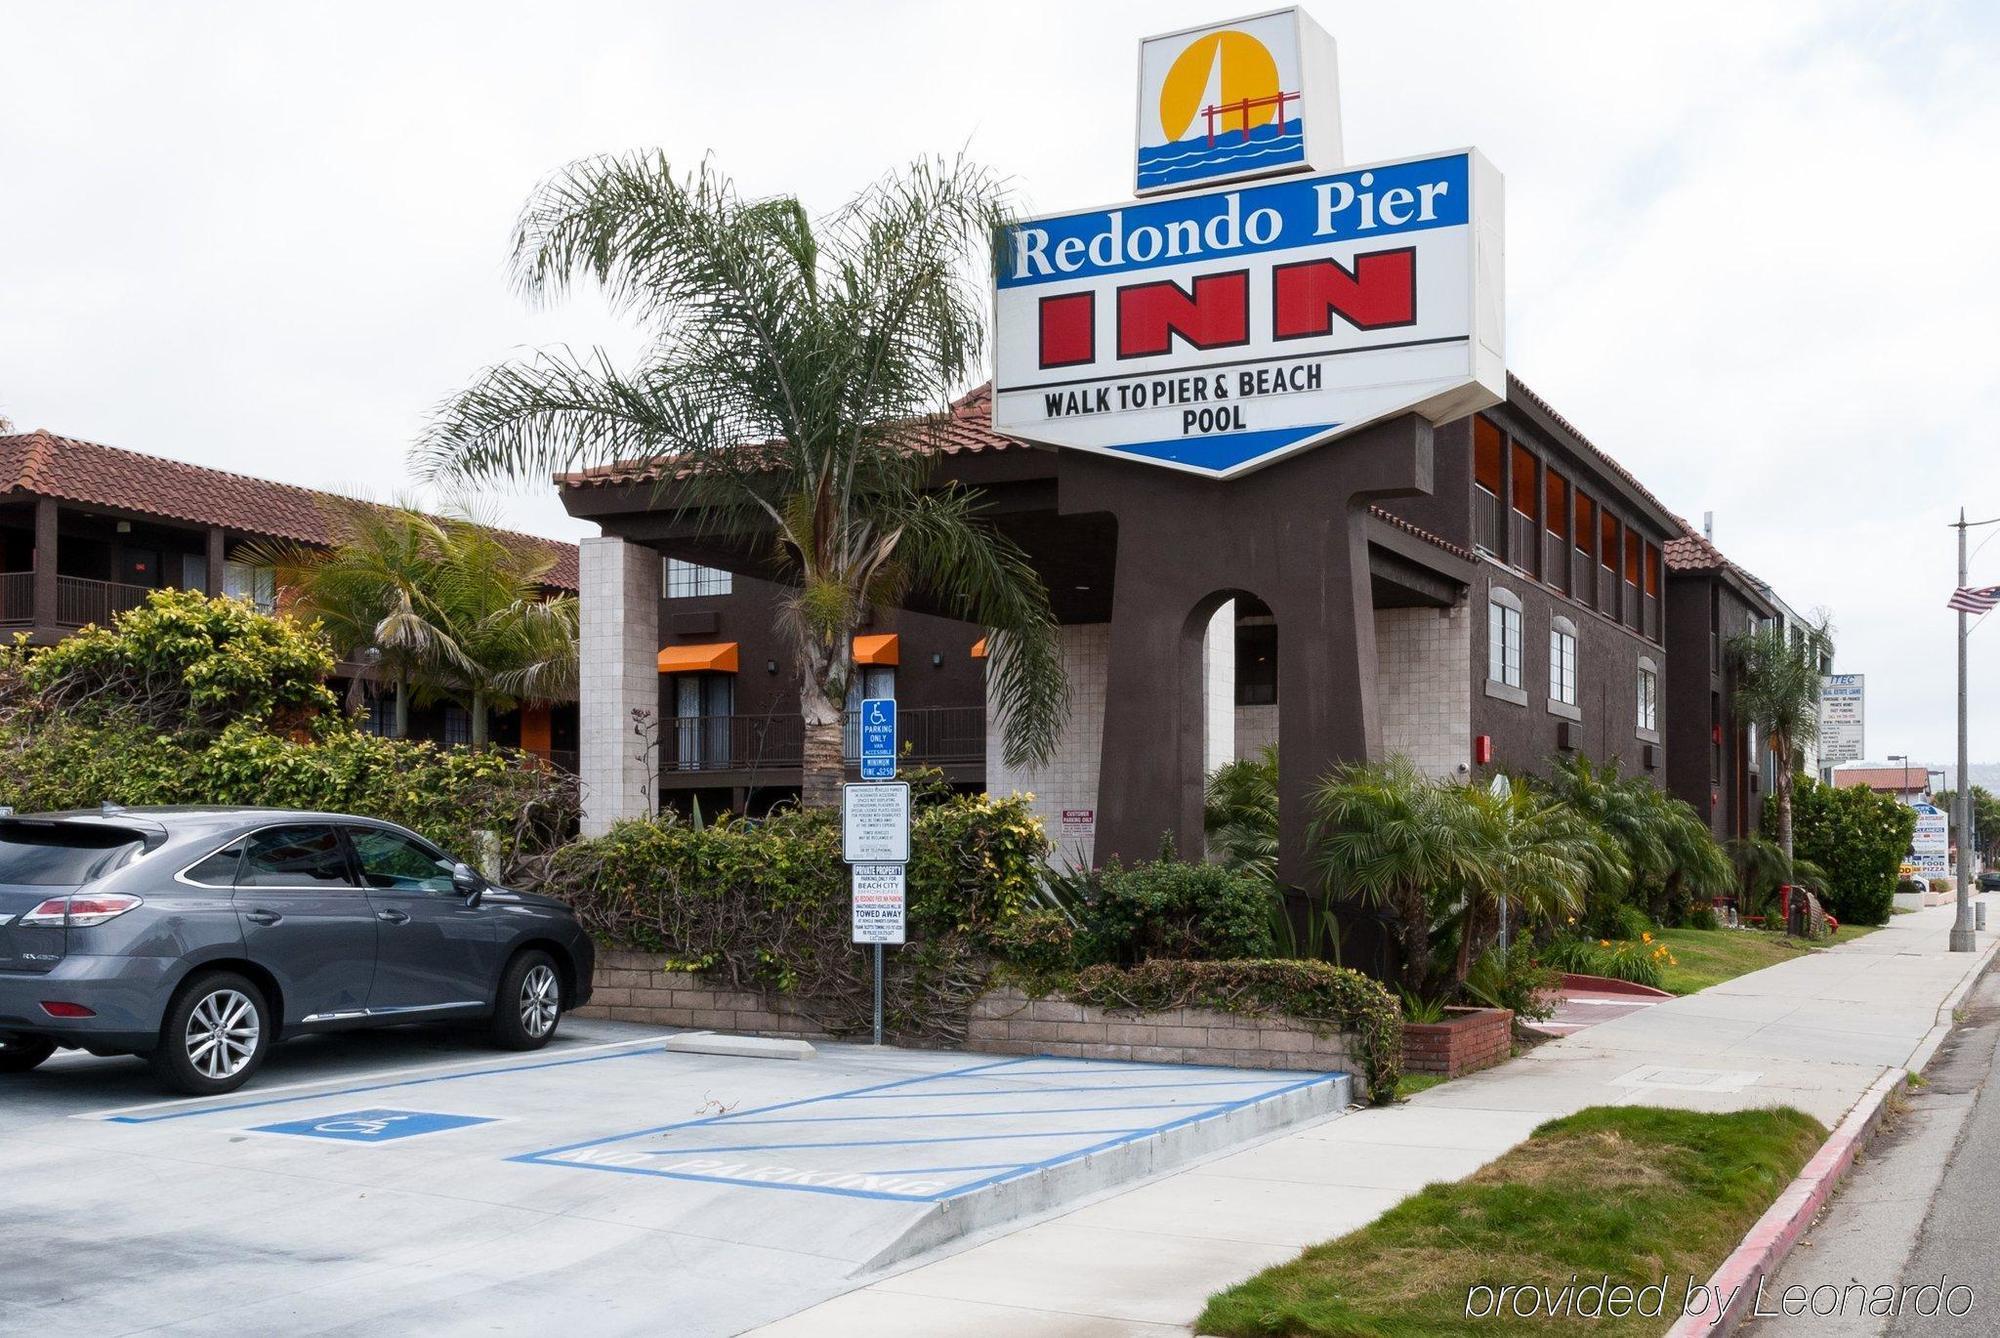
[252,1107,496,1143]
[859,697,896,780]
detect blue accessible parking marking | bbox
[513,1055,1343,1203]
[252,1107,497,1143]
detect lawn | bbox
[1198,1105,1826,1337]
[1655,923,1877,995]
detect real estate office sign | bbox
[993,8,1505,479]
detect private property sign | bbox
[992,151,1505,477]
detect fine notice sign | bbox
[841,781,911,864]
[851,864,907,945]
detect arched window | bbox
[1637,656,1660,733]
[1487,587,1523,689]
[1549,615,1578,706]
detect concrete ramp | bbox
[513,1053,1352,1269]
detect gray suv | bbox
[0,807,594,1095]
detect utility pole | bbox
[1952,509,1976,951]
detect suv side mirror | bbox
[452,862,486,906]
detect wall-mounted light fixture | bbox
[116,520,132,534]
[765,659,778,674]
[930,652,943,668]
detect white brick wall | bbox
[1235,704,1279,760]
[1202,600,1235,776]
[987,623,1109,868]
[1376,604,1472,778]
[579,537,661,836]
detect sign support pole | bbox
[873,944,884,1046]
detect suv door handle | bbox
[376,909,411,925]
[244,909,282,926]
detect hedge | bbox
[1774,777,1914,926]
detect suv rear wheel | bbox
[152,971,271,1095]
[0,1035,56,1074]
[491,949,562,1051]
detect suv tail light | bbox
[20,894,144,927]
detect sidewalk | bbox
[753,904,1998,1336]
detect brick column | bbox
[579,537,661,836]
[31,497,57,630]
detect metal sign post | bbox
[843,769,909,1047]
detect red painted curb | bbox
[1663,1069,1903,1336]
[1558,972,1674,999]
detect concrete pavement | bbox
[758,903,1999,1336]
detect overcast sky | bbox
[3,1,1995,767]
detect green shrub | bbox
[1073,856,1276,964]
[0,591,576,879]
[547,791,1051,1043]
[1461,940,1558,1022]
[984,908,1078,976]
[1774,777,1914,926]
[1062,957,1402,1100]
[1688,905,1721,931]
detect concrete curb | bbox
[1557,972,1673,999]
[1666,931,2000,1337]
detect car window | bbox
[0,824,144,886]
[237,825,356,889]
[349,827,455,893]
[181,842,245,886]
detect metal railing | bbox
[1507,510,1537,573]
[0,571,31,625]
[56,576,152,627]
[663,706,986,774]
[1472,488,1502,553]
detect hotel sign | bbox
[993,149,1506,478]
[1134,8,1341,195]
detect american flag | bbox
[1947,585,2000,614]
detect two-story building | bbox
[0,427,580,762]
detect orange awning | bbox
[852,633,899,666]
[657,641,739,673]
[969,637,988,659]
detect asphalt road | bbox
[1752,966,2000,1336]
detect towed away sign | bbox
[992,149,1505,478]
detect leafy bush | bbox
[982,908,1077,976]
[547,791,1051,1043]
[1204,746,1278,885]
[1775,777,1914,926]
[1072,856,1275,965]
[1687,905,1721,931]
[1460,941,1558,1022]
[1061,957,1402,1099]
[0,590,576,879]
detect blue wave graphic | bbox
[1139,121,1305,188]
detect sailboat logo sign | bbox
[1134,8,1340,196]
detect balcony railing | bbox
[57,576,152,628]
[0,571,31,626]
[1507,510,1537,572]
[663,706,986,774]
[1473,487,1502,553]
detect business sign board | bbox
[1135,8,1341,196]
[841,781,910,864]
[859,697,896,780]
[1819,674,1865,766]
[1912,802,1949,878]
[851,864,907,945]
[993,149,1505,478]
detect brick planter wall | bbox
[966,987,1365,1096]
[1401,1005,1513,1078]
[575,949,831,1038]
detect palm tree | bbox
[1204,747,1279,885]
[253,503,578,746]
[1547,755,1733,924]
[1456,776,1624,983]
[1729,614,1834,864]
[415,153,1067,806]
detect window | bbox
[238,825,355,889]
[1637,659,1659,733]
[1549,617,1578,706]
[1573,492,1595,556]
[1600,511,1619,575]
[0,826,143,885]
[349,827,455,893]
[670,671,736,769]
[1543,469,1567,538]
[1510,443,1535,519]
[1644,544,1661,597]
[221,560,276,614]
[1235,620,1278,705]
[665,559,732,599]
[181,842,245,886]
[442,705,471,746]
[1473,416,1504,553]
[843,665,895,759]
[1487,590,1523,689]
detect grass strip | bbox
[1656,924,1875,995]
[1199,1104,1826,1337]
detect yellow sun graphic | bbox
[1158,30,1281,142]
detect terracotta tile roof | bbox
[0,429,578,591]
[1663,523,1729,572]
[1368,506,1476,563]
[1832,767,1932,792]
[1506,373,1681,532]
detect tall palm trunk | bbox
[392,670,409,739]
[470,688,488,747]
[799,675,846,808]
[1395,886,1432,994]
[1775,762,1796,867]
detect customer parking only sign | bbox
[994,8,1504,479]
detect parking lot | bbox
[0,1018,1349,1336]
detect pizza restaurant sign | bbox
[993,7,1505,479]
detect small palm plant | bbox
[1729,614,1834,865]
[1204,746,1279,884]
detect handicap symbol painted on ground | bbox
[251,1107,497,1142]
